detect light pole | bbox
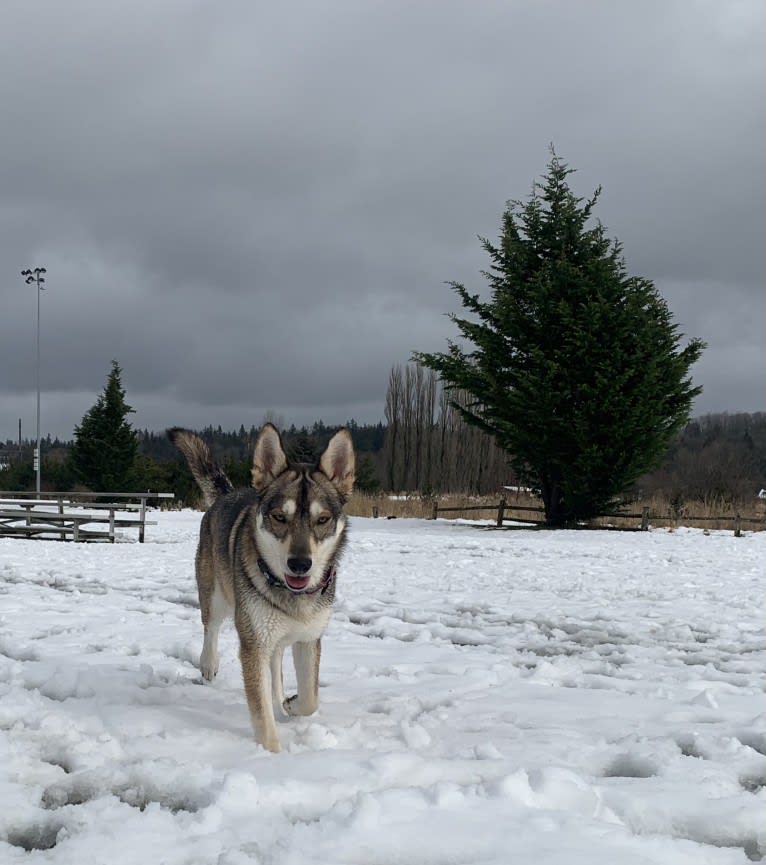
[21,267,46,496]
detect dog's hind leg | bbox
[284,639,321,717]
[199,581,229,681]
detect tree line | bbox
[2,358,762,509]
[640,412,766,506]
[0,362,386,504]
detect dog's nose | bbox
[287,556,312,575]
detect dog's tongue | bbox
[285,573,310,591]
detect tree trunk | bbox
[541,472,566,527]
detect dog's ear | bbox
[252,423,289,492]
[318,428,355,498]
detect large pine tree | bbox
[415,153,705,526]
[69,360,138,492]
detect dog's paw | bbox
[252,722,281,753]
[283,694,317,717]
[283,695,302,716]
[259,735,281,753]
[199,652,219,681]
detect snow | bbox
[0,512,764,864]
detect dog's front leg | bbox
[284,639,321,717]
[239,640,281,752]
[271,647,286,715]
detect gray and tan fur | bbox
[168,423,355,752]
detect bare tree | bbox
[383,365,404,490]
[383,362,509,494]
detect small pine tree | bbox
[287,431,319,464]
[415,151,705,526]
[69,361,139,492]
[354,453,381,493]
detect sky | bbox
[1,0,764,443]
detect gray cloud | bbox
[1,0,763,441]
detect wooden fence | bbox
[428,497,763,536]
[0,491,174,543]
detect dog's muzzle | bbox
[257,558,337,596]
[284,572,311,591]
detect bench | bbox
[0,492,175,543]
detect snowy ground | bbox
[0,512,764,864]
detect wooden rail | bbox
[432,499,544,527]
[0,491,174,543]
[428,498,763,536]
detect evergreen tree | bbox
[287,430,319,464]
[69,360,139,492]
[354,453,382,493]
[414,152,705,526]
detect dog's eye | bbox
[316,513,331,525]
[271,511,287,524]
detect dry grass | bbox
[347,491,544,523]
[347,491,766,532]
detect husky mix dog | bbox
[167,423,355,752]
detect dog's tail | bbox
[167,427,234,509]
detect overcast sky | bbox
[1,0,764,443]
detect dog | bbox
[167,423,355,752]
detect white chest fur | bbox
[241,594,332,651]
